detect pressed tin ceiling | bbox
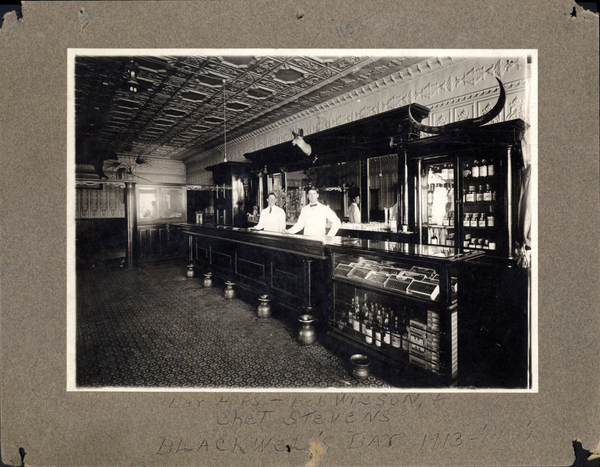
[74,54,434,165]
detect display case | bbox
[326,239,481,386]
[407,119,528,259]
[205,161,252,227]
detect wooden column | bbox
[360,159,369,223]
[186,235,195,277]
[124,181,138,269]
[302,258,314,315]
[398,146,408,227]
[258,171,264,212]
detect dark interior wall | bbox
[76,218,127,267]
[187,190,212,223]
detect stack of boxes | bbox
[407,310,442,374]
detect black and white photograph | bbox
[68,49,537,392]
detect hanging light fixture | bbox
[126,69,140,93]
[223,78,228,163]
[122,59,149,94]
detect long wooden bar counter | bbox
[181,224,528,387]
[180,224,330,322]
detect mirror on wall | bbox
[139,187,160,219]
[280,161,361,223]
[160,187,185,219]
[138,186,186,222]
[368,154,398,224]
[260,156,400,230]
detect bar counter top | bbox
[325,237,484,262]
[179,223,484,263]
[179,223,328,259]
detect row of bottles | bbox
[463,183,497,203]
[463,159,495,178]
[463,208,495,228]
[346,294,409,351]
[463,234,497,250]
[428,211,455,227]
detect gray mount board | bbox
[0,1,598,466]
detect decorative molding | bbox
[184,59,529,184]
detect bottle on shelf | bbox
[463,233,471,247]
[487,206,495,227]
[483,184,493,202]
[463,213,471,227]
[472,160,480,178]
[478,212,486,228]
[476,185,484,202]
[373,305,382,348]
[362,295,372,344]
[470,213,479,227]
[348,298,355,328]
[466,183,476,202]
[353,294,361,331]
[480,159,488,177]
[487,159,495,177]
[383,307,392,346]
[391,312,402,348]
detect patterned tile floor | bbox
[76,260,391,389]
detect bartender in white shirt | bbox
[283,187,341,237]
[248,192,287,233]
[348,195,361,223]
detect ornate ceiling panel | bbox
[75,54,432,164]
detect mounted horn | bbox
[408,78,506,135]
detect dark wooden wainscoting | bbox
[76,218,127,269]
[138,223,185,262]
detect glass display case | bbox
[410,120,527,259]
[459,155,506,254]
[326,240,476,385]
[419,161,456,248]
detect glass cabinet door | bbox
[459,156,504,255]
[419,161,456,248]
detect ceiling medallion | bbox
[272,65,305,84]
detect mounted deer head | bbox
[291,129,313,157]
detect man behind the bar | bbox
[249,192,287,232]
[348,194,361,223]
[283,187,341,237]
